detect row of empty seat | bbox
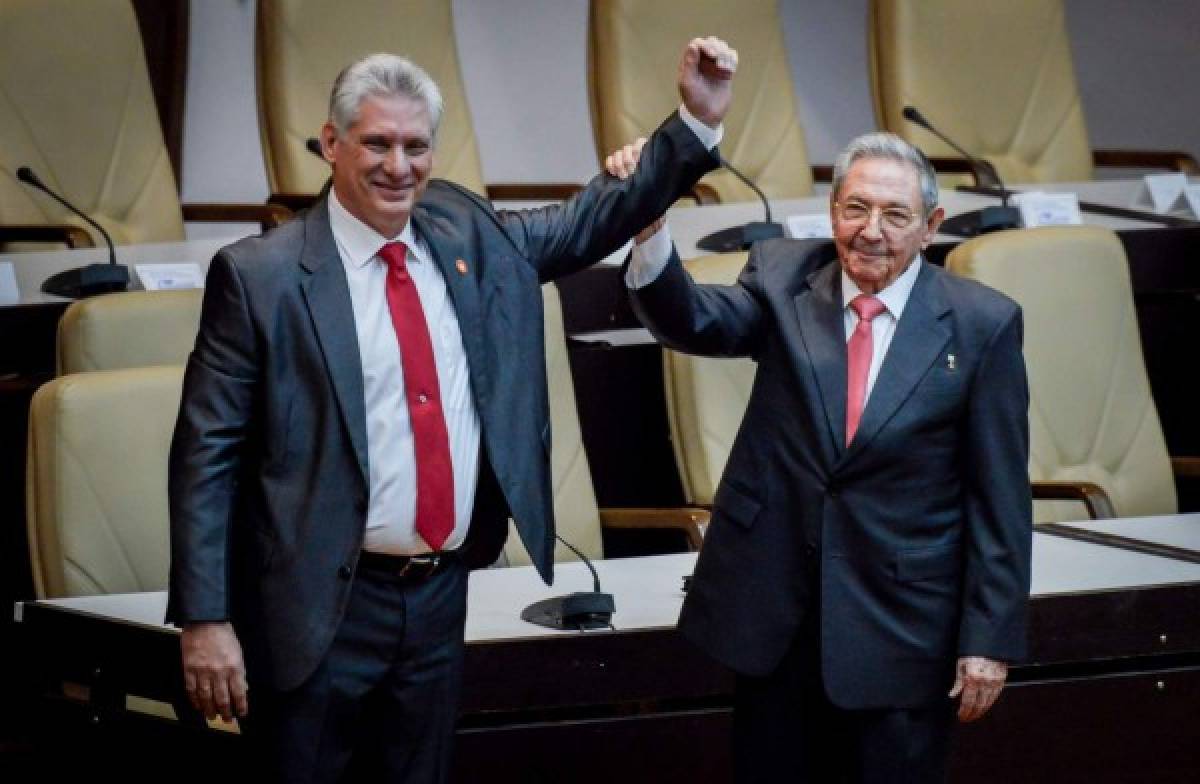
[4,0,1195,252]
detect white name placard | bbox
[1183,185,1200,219]
[785,213,833,239]
[1011,191,1084,227]
[135,263,204,290]
[0,261,18,305]
[1132,172,1189,213]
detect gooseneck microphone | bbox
[305,137,324,159]
[900,107,1019,237]
[520,534,615,631]
[16,166,129,298]
[695,156,785,253]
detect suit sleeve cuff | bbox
[678,104,723,150]
[625,224,675,289]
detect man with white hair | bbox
[611,131,1032,782]
[168,38,737,782]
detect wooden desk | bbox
[13,521,1200,783]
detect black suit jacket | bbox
[630,239,1032,709]
[166,113,718,691]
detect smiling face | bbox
[321,93,434,238]
[831,157,944,294]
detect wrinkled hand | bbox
[949,656,1007,722]
[182,621,249,722]
[678,36,737,128]
[604,137,665,244]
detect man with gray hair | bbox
[168,38,737,782]
[609,131,1031,781]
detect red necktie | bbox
[846,294,887,445]
[379,242,454,551]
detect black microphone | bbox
[900,106,1020,237]
[16,166,129,298]
[306,137,324,159]
[520,534,615,631]
[695,156,785,253]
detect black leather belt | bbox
[357,550,458,582]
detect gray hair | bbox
[831,132,939,216]
[328,53,444,138]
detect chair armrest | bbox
[1170,456,1200,478]
[0,223,95,248]
[484,183,584,202]
[926,156,999,188]
[181,203,293,231]
[1032,479,1116,520]
[267,192,321,212]
[1093,148,1199,175]
[598,507,710,551]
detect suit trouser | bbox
[242,559,468,784]
[733,612,955,784]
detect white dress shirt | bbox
[329,188,480,554]
[840,258,921,404]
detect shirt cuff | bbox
[678,104,723,150]
[625,224,675,289]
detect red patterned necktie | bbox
[378,241,454,550]
[845,294,887,445]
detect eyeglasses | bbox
[834,201,919,231]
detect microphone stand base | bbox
[41,263,130,299]
[696,221,785,253]
[521,592,615,630]
[939,206,1021,238]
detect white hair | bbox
[831,132,939,216]
[328,53,444,138]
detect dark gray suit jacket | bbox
[630,239,1032,709]
[166,113,718,691]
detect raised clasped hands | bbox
[679,36,738,128]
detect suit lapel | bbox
[841,262,951,463]
[794,262,849,455]
[410,208,489,399]
[299,200,370,484]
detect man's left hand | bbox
[949,656,1008,722]
[678,36,737,128]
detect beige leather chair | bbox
[502,285,707,567]
[588,0,818,203]
[0,0,286,252]
[27,366,182,598]
[869,0,1198,185]
[257,0,577,207]
[661,252,753,506]
[946,226,1200,522]
[56,289,204,374]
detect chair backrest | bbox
[588,0,814,202]
[502,284,604,567]
[256,0,487,197]
[869,0,1094,184]
[57,289,204,374]
[0,0,185,247]
[661,252,754,505]
[945,226,1176,521]
[27,366,183,598]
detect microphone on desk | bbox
[694,157,785,253]
[900,106,1020,237]
[520,534,615,631]
[16,166,129,298]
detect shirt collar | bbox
[328,186,426,269]
[841,254,923,320]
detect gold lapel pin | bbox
[947,353,957,370]
[455,259,468,276]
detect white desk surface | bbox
[18,530,1200,639]
[1058,513,1200,552]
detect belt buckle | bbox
[397,553,439,580]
